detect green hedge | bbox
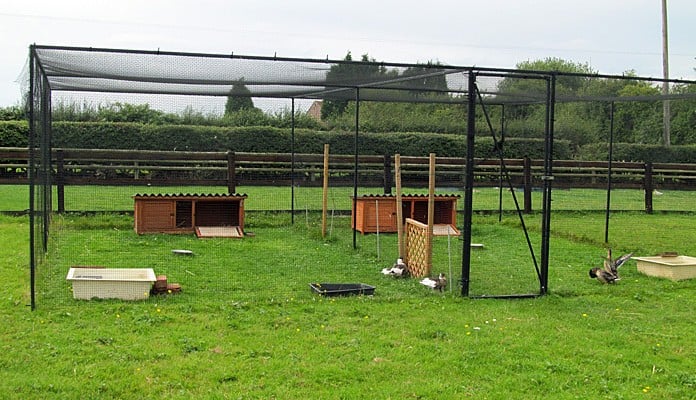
[578,143,696,163]
[1,120,572,159]
[0,121,29,147]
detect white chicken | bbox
[381,258,409,277]
[420,273,447,292]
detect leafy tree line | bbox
[1,56,693,151]
[320,55,695,147]
[0,102,324,130]
[494,58,696,147]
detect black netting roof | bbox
[32,45,696,105]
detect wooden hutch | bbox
[352,194,460,235]
[133,193,247,237]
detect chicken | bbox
[381,258,409,278]
[420,273,447,292]
[589,248,632,284]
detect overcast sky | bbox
[1,0,694,110]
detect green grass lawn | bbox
[2,207,696,399]
[3,185,696,213]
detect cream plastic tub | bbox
[633,255,696,281]
[66,268,156,300]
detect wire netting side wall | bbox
[29,46,55,308]
[463,72,551,298]
[24,46,696,308]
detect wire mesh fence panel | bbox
[21,45,696,308]
[465,215,544,297]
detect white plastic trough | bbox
[66,268,157,300]
[632,255,696,281]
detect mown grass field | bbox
[3,185,696,213]
[1,185,695,399]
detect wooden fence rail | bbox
[3,147,696,213]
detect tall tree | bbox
[225,80,255,116]
[669,83,696,144]
[399,61,449,100]
[321,52,387,120]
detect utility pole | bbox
[661,0,671,146]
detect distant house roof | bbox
[307,100,322,120]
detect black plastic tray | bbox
[309,283,375,297]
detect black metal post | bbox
[42,70,52,253]
[352,88,360,250]
[291,98,295,224]
[604,101,615,244]
[539,74,556,296]
[41,73,51,253]
[461,71,476,297]
[28,45,36,310]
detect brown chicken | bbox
[589,248,632,284]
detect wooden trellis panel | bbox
[405,218,431,278]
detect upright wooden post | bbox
[322,144,330,238]
[395,154,405,258]
[56,149,65,214]
[644,162,654,214]
[523,156,532,213]
[426,153,436,275]
[383,154,392,195]
[227,151,236,194]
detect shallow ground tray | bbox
[309,283,375,297]
[632,255,696,281]
[195,226,243,238]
